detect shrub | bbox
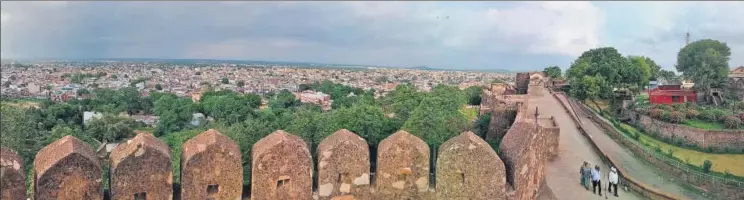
[654,104,673,111]
[634,107,649,115]
[631,132,640,140]
[737,112,744,122]
[661,111,671,122]
[649,108,664,119]
[685,109,698,119]
[711,109,728,122]
[724,116,741,129]
[702,160,713,173]
[698,110,716,122]
[672,103,686,111]
[684,102,698,110]
[669,111,684,123]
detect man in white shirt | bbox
[591,165,602,196]
[608,166,619,197]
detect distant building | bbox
[649,85,697,105]
[295,91,332,111]
[83,111,103,125]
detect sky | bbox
[1,1,743,71]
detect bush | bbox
[672,103,686,111]
[698,110,716,122]
[686,109,698,119]
[661,111,671,122]
[653,104,673,111]
[711,109,728,122]
[724,116,741,129]
[685,102,698,110]
[669,111,684,124]
[737,112,744,122]
[649,108,665,119]
[702,160,713,173]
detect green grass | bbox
[682,119,728,130]
[619,123,744,177]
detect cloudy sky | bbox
[1,1,743,71]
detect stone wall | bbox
[1,146,26,200]
[109,132,172,200]
[181,129,242,200]
[4,74,559,200]
[538,116,560,160]
[634,113,744,150]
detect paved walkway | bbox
[533,93,644,200]
[569,99,709,200]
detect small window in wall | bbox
[338,172,350,184]
[134,192,147,200]
[207,185,219,196]
[672,96,680,102]
[277,178,291,189]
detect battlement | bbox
[1,74,559,200]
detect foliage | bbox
[669,111,685,124]
[543,65,562,78]
[676,39,731,93]
[85,113,139,143]
[473,112,492,138]
[658,70,678,83]
[569,74,612,104]
[237,80,245,87]
[403,93,470,147]
[671,103,686,111]
[200,91,260,124]
[724,116,741,129]
[626,55,653,89]
[269,90,301,109]
[649,108,664,119]
[154,95,195,135]
[155,83,163,90]
[702,160,713,173]
[463,86,483,105]
[686,109,699,119]
[221,77,229,84]
[710,109,728,122]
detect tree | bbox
[154,95,195,135]
[221,77,229,84]
[77,88,91,96]
[676,39,731,94]
[327,103,392,145]
[543,66,562,78]
[0,104,49,171]
[464,86,483,105]
[403,95,470,147]
[570,75,612,111]
[155,83,163,90]
[626,56,653,92]
[85,113,138,143]
[195,71,201,75]
[237,80,245,88]
[658,70,678,82]
[269,90,300,109]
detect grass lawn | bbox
[584,99,610,111]
[620,123,744,177]
[460,106,478,122]
[682,119,729,130]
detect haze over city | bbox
[2,1,743,70]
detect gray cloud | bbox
[3,2,605,70]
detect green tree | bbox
[403,95,470,147]
[0,104,48,174]
[658,70,678,82]
[543,65,562,78]
[237,80,245,87]
[570,75,612,111]
[269,90,300,109]
[77,88,91,96]
[155,83,163,90]
[85,113,138,143]
[201,92,258,124]
[154,95,195,135]
[221,77,229,84]
[627,56,653,91]
[327,103,392,145]
[676,39,731,93]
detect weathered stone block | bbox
[1,146,26,200]
[34,135,102,200]
[110,132,172,200]
[317,129,370,200]
[499,120,544,200]
[252,130,313,200]
[538,116,560,160]
[437,131,506,200]
[181,129,242,200]
[376,130,429,200]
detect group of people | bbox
[580,161,620,197]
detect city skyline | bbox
[2,1,743,71]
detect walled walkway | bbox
[533,92,644,200]
[545,90,711,200]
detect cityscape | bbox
[2,1,744,200]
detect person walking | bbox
[591,165,602,196]
[608,166,619,197]
[581,162,591,189]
